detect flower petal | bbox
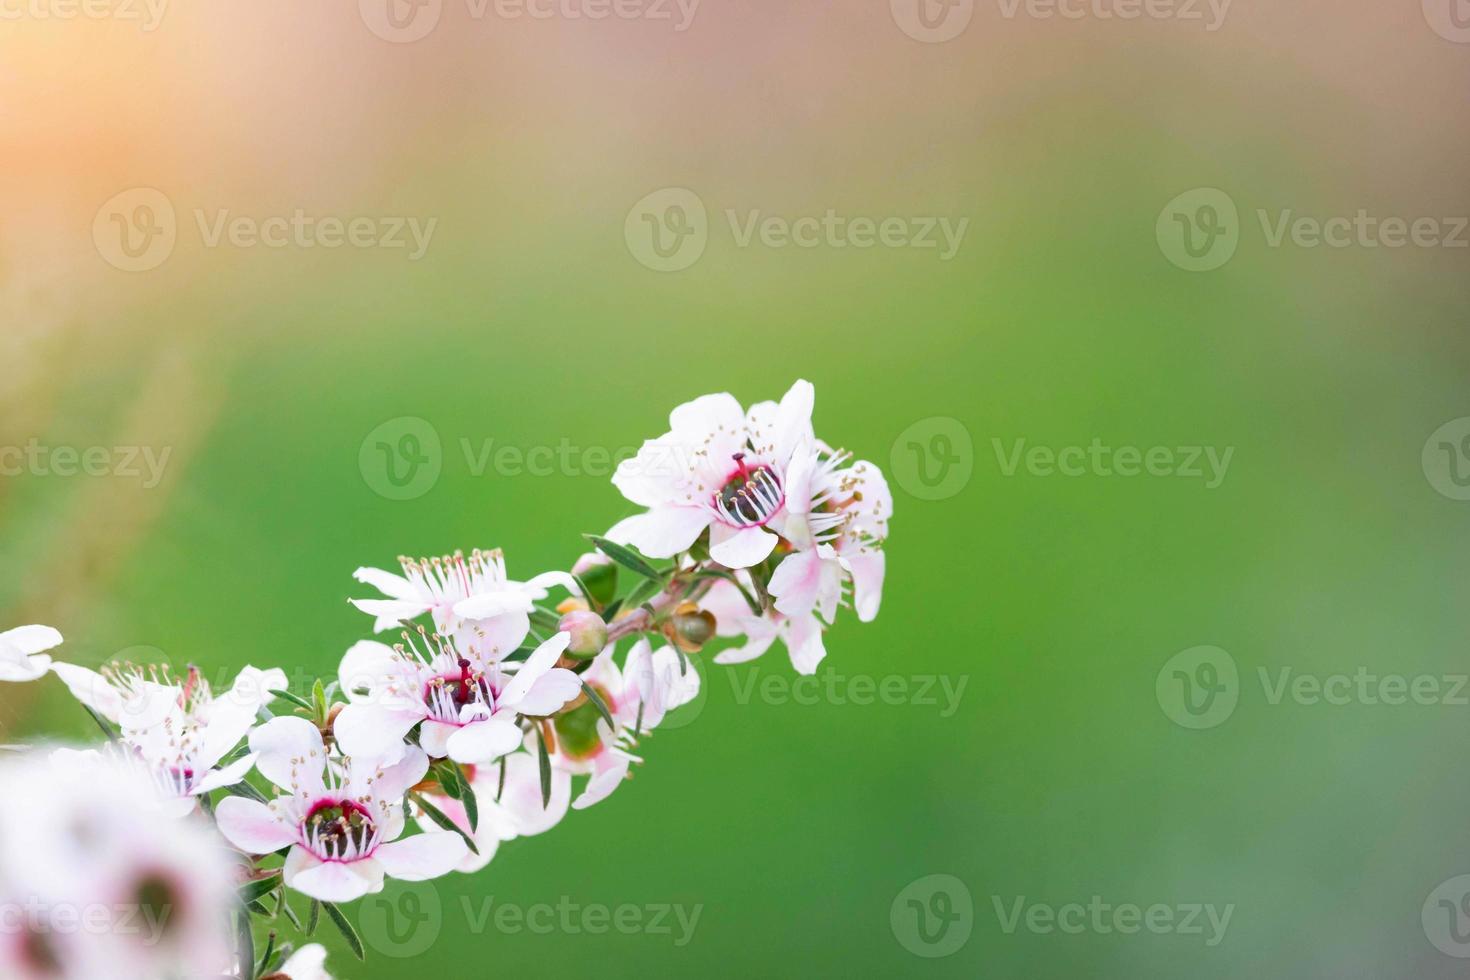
[709,524,778,569]
[374,831,469,881]
[216,797,297,854]
[286,852,382,903]
[0,625,63,657]
[250,716,327,796]
[499,632,571,707]
[445,717,523,764]
[334,703,422,762]
[615,507,711,560]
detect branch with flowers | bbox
[0,380,891,980]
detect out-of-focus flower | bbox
[334,630,580,765]
[215,717,467,902]
[350,549,578,643]
[50,662,284,815]
[609,380,814,568]
[412,754,571,874]
[271,943,332,980]
[0,751,236,980]
[550,638,699,810]
[0,625,63,683]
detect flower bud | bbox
[558,609,608,659]
[668,601,716,653]
[572,552,619,607]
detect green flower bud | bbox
[558,609,608,659]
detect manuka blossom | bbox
[334,629,581,765]
[768,449,892,625]
[50,661,286,815]
[0,624,63,683]
[350,548,578,643]
[547,638,700,810]
[609,380,816,568]
[215,717,468,902]
[273,944,333,980]
[701,575,829,674]
[413,752,571,873]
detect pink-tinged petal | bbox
[49,662,122,721]
[350,599,429,632]
[445,717,522,764]
[617,507,711,560]
[286,853,382,903]
[216,797,297,854]
[571,755,631,811]
[782,443,817,521]
[353,566,418,600]
[355,746,429,801]
[194,753,257,794]
[494,752,572,835]
[418,720,458,758]
[511,668,581,717]
[709,524,778,569]
[845,551,886,623]
[0,625,63,657]
[375,831,469,881]
[769,548,843,623]
[784,615,828,676]
[770,379,816,465]
[334,704,422,762]
[250,716,327,796]
[499,632,571,706]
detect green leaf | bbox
[529,606,561,634]
[278,892,303,932]
[580,680,616,733]
[255,930,277,979]
[459,769,479,833]
[79,703,119,743]
[239,875,282,905]
[623,576,662,611]
[496,757,507,802]
[311,679,328,721]
[220,780,269,805]
[236,908,255,980]
[267,688,314,712]
[306,900,320,937]
[534,724,552,808]
[601,597,624,621]
[321,902,365,961]
[409,792,479,856]
[584,534,663,580]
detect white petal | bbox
[0,625,63,657]
[617,507,711,560]
[709,524,778,569]
[353,566,418,600]
[511,668,582,717]
[286,853,381,903]
[784,615,828,675]
[194,753,258,794]
[714,634,777,666]
[333,704,421,762]
[48,662,122,721]
[571,755,631,810]
[374,831,469,881]
[250,716,327,795]
[770,379,816,465]
[418,720,458,758]
[445,717,523,764]
[452,591,534,622]
[350,599,430,632]
[0,649,50,682]
[216,797,297,854]
[499,632,571,706]
[846,551,886,622]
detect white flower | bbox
[0,751,236,980]
[215,717,468,903]
[0,625,62,682]
[609,380,815,568]
[701,576,829,675]
[768,449,892,625]
[412,753,571,873]
[49,661,286,815]
[350,548,577,644]
[334,628,581,766]
[275,943,332,980]
[548,638,700,810]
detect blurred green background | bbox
[3,2,1470,976]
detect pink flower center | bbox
[713,453,784,528]
[303,799,379,861]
